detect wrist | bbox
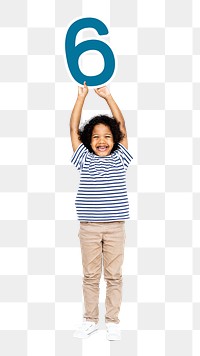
[105,93,112,102]
[77,95,86,102]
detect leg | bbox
[79,222,103,323]
[102,222,126,324]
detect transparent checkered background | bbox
[0,0,200,355]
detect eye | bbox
[105,135,111,138]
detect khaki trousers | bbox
[78,221,126,324]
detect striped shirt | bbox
[71,143,133,222]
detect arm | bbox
[70,82,88,152]
[94,86,128,148]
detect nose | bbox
[99,137,105,143]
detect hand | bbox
[94,86,111,100]
[78,81,89,99]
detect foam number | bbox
[65,17,116,87]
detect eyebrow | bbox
[92,133,112,136]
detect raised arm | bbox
[94,86,128,149]
[70,82,89,152]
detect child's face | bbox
[90,124,114,156]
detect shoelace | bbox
[107,324,119,330]
[78,322,94,331]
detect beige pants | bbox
[78,221,126,324]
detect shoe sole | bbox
[107,336,121,341]
[106,332,121,341]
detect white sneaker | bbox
[106,323,121,341]
[73,321,98,339]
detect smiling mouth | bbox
[97,146,108,152]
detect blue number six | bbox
[65,17,116,87]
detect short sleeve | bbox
[71,143,88,171]
[116,143,133,171]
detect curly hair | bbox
[78,115,124,153]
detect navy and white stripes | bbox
[71,143,133,222]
